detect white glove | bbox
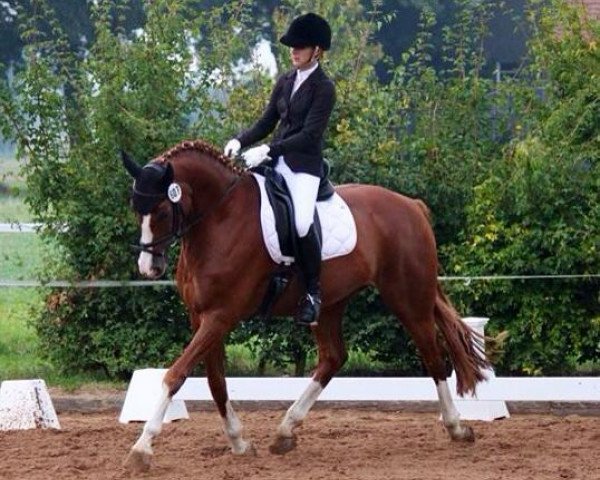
[241,144,270,168]
[224,138,241,157]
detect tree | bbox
[444,0,599,374]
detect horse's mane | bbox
[155,139,244,175]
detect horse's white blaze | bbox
[221,400,250,454]
[131,383,171,456]
[277,379,323,438]
[138,215,154,276]
[436,380,464,433]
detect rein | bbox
[133,175,244,256]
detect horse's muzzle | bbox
[137,249,167,279]
[150,253,167,278]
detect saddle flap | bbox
[251,165,323,258]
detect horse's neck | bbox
[177,155,238,211]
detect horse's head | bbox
[122,151,185,279]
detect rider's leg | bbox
[275,158,322,325]
[294,225,321,325]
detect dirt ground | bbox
[1,409,599,480]
[0,409,600,480]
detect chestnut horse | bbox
[121,140,490,471]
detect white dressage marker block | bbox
[450,317,509,421]
[0,379,61,431]
[119,368,189,424]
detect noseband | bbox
[133,177,242,256]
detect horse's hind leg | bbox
[270,301,348,455]
[378,285,475,442]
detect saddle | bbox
[250,163,335,258]
[250,163,336,319]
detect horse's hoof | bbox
[451,425,475,443]
[244,442,258,456]
[123,448,152,472]
[269,435,297,455]
[233,441,257,456]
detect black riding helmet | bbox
[279,12,332,51]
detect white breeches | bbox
[275,156,320,237]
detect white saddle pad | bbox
[252,173,357,265]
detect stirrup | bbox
[295,293,321,326]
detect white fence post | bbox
[119,369,189,424]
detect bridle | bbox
[133,175,243,257]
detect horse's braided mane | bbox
[155,139,244,175]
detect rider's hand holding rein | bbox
[223,138,241,157]
[241,144,271,168]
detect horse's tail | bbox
[433,283,491,396]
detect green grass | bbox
[0,229,120,388]
[0,289,54,380]
[0,155,54,382]
[0,288,124,388]
[0,196,32,222]
[0,175,100,387]
[0,232,44,278]
[0,231,59,383]
[0,153,30,221]
[0,153,24,187]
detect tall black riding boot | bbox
[295,225,322,326]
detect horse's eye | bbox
[155,210,169,221]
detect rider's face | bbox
[290,46,318,70]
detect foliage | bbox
[444,0,600,374]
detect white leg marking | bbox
[278,379,323,438]
[138,215,154,276]
[437,380,471,439]
[220,401,251,454]
[437,380,460,427]
[131,383,171,456]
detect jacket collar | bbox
[282,65,325,102]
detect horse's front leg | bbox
[124,315,228,472]
[270,302,348,454]
[205,342,254,455]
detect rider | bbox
[224,12,336,327]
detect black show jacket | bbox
[236,65,336,178]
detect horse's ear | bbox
[121,150,142,178]
[163,162,174,187]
